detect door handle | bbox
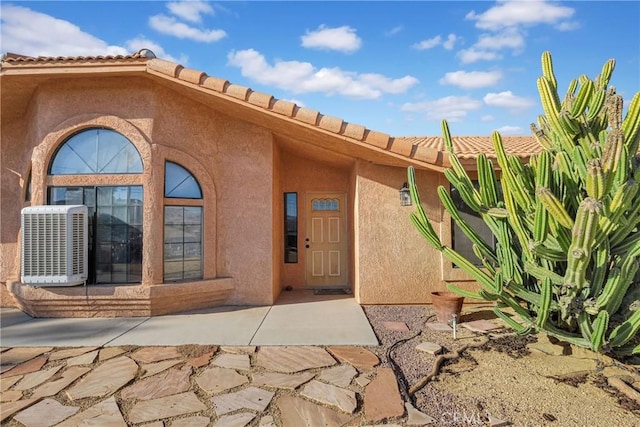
[305,244,310,248]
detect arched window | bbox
[163,161,203,281]
[50,128,143,175]
[47,128,144,284]
[164,161,202,198]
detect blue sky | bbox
[1,1,638,137]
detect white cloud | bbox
[0,4,127,56]
[483,91,535,109]
[555,21,581,31]
[481,115,495,122]
[496,125,523,134]
[457,49,501,64]
[413,35,441,50]
[474,29,524,51]
[401,96,482,122]
[443,34,459,50]
[227,49,418,100]
[439,70,502,89]
[149,14,226,42]
[301,25,362,53]
[466,0,575,31]
[125,37,186,64]
[167,0,213,23]
[385,25,403,36]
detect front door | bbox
[305,193,348,288]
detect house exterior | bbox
[0,50,540,317]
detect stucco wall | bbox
[279,149,351,289]
[355,161,453,304]
[1,75,277,308]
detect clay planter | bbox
[430,291,464,323]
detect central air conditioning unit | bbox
[21,205,88,286]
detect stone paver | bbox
[128,392,207,424]
[98,347,127,361]
[213,412,256,427]
[220,346,256,354]
[318,364,358,388]
[1,398,40,423]
[251,371,315,390]
[1,390,22,402]
[301,380,357,414]
[462,319,501,333]
[212,353,251,371]
[56,396,126,427]
[196,367,249,394]
[364,367,404,422]
[67,349,99,366]
[49,347,98,361]
[186,349,215,368]
[141,359,183,378]
[257,346,337,373]
[277,395,351,427]
[1,355,48,378]
[405,402,436,425]
[327,346,380,370]
[212,386,274,415]
[121,365,192,400]
[15,366,63,390]
[0,348,51,369]
[382,321,410,331]
[1,374,22,391]
[416,342,442,355]
[32,366,91,399]
[13,398,79,427]
[131,346,181,363]
[355,374,372,387]
[259,415,276,426]
[66,356,138,400]
[172,415,210,427]
[425,322,452,332]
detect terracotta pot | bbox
[430,291,464,323]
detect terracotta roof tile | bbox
[226,84,251,101]
[247,91,274,109]
[293,107,320,126]
[363,130,391,150]
[202,76,229,93]
[2,50,541,169]
[178,67,206,85]
[318,115,344,134]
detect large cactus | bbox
[409,51,640,354]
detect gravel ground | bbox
[362,304,640,427]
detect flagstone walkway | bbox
[1,344,433,426]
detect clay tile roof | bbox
[1,49,154,64]
[1,49,541,169]
[397,135,542,160]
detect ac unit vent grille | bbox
[21,205,88,286]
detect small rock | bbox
[67,349,99,366]
[382,321,409,331]
[1,390,22,402]
[259,415,277,427]
[461,319,501,333]
[488,415,511,426]
[425,322,452,332]
[196,367,248,394]
[327,346,379,370]
[405,402,436,425]
[318,364,357,388]
[213,412,255,427]
[130,347,181,363]
[98,347,127,361]
[301,380,357,414]
[212,387,274,415]
[212,353,251,371]
[416,342,442,355]
[355,374,371,387]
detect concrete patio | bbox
[0,290,379,348]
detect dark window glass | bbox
[25,169,32,202]
[164,206,203,281]
[165,161,202,199]
[49,128,143,175]
[48,185,143,284]
[451,183,496,267]
[284,193,298,263]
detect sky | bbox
[1,1,638,137]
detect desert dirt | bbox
[362,304,640,427]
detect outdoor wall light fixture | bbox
[400,182,412,206]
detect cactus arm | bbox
[622,92,640,155]
[446,283,486,300]
[590,311,609,352]
[609,309,640,348]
